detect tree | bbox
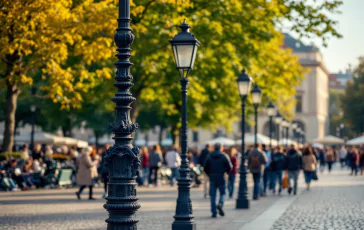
[341,57,364,137]
[0,0,116,151]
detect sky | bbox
[286,0,364,73]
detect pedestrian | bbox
[31,144,44,161]
[319,147,326,173]
[326,148,335,173]
[148,145,163,187]
[248,143,268,200]
[270,146,286,195]
[339,145,347,168]
[199,144,211,198]
[21,144,30,161]
[262,144,272,196]
[346,149,353,169]
[359,148,364,175]
[100,144,110,198]
[350,148,360,176]
[203,143,232,218]
[140,146,149,186]
[165,145,181,186]
[76,146,98,200]
[286,144,303,195]
[302,146,316,190]
[227,147,238,198]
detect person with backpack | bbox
[286,144,303,195]
[203,143,232,218]
[248,143,268,200]
[270,146,286,195]
[165,145,181,186]
[148,145,163,187]
[262,144,272,197]
[227,147,238,198]
[326,148,335,173]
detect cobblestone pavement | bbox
[0,176,280,230]
[1,168,363,230]
[271,169,364,230]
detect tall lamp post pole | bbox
[292,122,298,145]
[236,69,252,209]
[251,85,262,145]
[30,86,37,150]
[275,112,282,145]
[340,123,344,138]
[103,0,141,229]
[170,19,200,230]
[267,101,275,149]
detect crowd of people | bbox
[198,143,364,217]
[1,141,364,217]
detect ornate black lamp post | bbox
[236,69,252,209]
[170,19,200,230]
[340,123,345,138]
[296,127,302,144]
[281,119,289,147]
[251,85,262,145]
[267,101,275,148]
[103,0,141,229]
[274,112,282,144]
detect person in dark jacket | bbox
[248,144,268,200]
[286,144,303,195]
[270,146,286,195]
[199,144,211,198]
[319,148,326,172]
[204,143,232,218]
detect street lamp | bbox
[30,104,36,149]
[340,123,345,138]
[170,19,200,230]
[103,0,141,229]
[267,101,275,148]
[236,69,252,210]
[281,119,289,147]
[296,127,302,144]
[251,85,262,145]
[274,111,282,144]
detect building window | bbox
[192,131,199,143]
[296,95,303,113]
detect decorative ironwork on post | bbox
[103,0,140,229]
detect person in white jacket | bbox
[165,145,181,186]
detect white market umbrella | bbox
[207,137,235,146]
[314,135,344,145]
[161,138,173,146]
[347,136,364,145]
[312,143,324,149]
[236,133,277,146]
[88,135,114,145]
[15,132,65,145]
[279,138,297,146]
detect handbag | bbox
[312,171,318,181]
[282,175,289,189]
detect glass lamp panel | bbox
[274,117,282,124]
[238,81,252,96]
[175,44,194,69]
[267,108,275,117]
[190,45,198,69]
[172,45,179,67]
[252,92,262,104]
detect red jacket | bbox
[229,156,238,175]
[142,153,149,167]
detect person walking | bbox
[227,147,238,199]
[350,148,360,176]
[204,143,232,218]
[199,144,211,198]
[148,145,163,187]
[286,144,302,195]
[319,147,326,173]
[270,146,286,195]
[100,144,110,198]
[165,145,181,186]
[302,146,316,190]
[262,144,272,197]
[339,145,347,168]
[76,146,98,200]
[140,146,149,186]
[326,148,335,173]
[248,143,268,200]
[359,148,364,175]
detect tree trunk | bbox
[158,126,164,145]
[3,81,19,152]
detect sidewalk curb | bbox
[239,193,300,230]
